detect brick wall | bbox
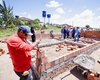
[81,30,100,38]
[32,39,100,80]
[36,30,100,39]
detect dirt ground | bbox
[0,38,100,80]
[0,42,19,80]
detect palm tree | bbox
[0,0,13,28]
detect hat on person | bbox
[19,26,33,35]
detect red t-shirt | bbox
[6,34,34,72]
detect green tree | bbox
[32,19,40,29]
[0,17,3,25]
[85,25,90,30]
[0,0,13,28]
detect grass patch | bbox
[0,27,18,37]
[0,26,61,38]
[44,26,61,33]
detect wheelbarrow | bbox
[73,54,95,76]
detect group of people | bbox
[61,26,81,41]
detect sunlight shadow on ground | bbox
[70,66,87,80]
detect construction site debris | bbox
[73,54,95,70]
[0,48,5,56]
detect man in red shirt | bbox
[6,26,40,80]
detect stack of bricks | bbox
[36,49,48,77]
[81,30,100,39]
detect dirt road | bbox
[0,42,19,80]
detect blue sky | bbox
[0,0,100,28]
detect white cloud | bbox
[46,0,62,8]
[45,0,65,23]
[51,14,61,20]
[55,7,65,14]
[17,12,32,19]
[96,16,100,20]
[50,13,67,24]
[79,9,94,19]
[51,14,61,23]
[47,9,100,28]
[65,9,100,28]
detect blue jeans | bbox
[15,67,37,80]
[74,34,80,41]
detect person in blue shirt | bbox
[74,27,80,41]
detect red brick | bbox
[45,62,51,69]
[50,61,55,67]
[64,56,67,61]
[41,57,48,64]
[46,72,53,78]
[41,64,46,72]
[59,57,64,63]
[81,30,100,38]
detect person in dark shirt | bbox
[63,26,67,39]
[50,30,54,39]
[31,27,36,42]
[72,27,76,39]
[66,28,70,38]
